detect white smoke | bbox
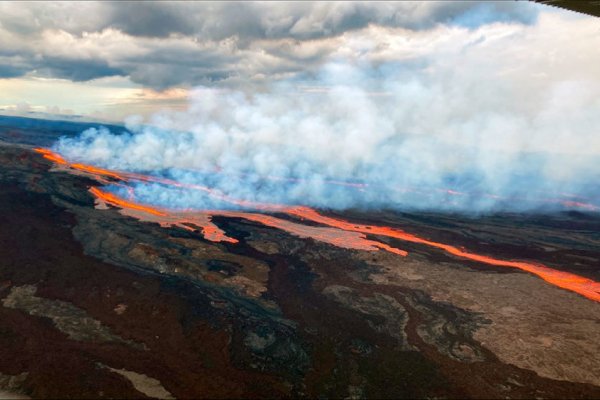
[55,13,600,213]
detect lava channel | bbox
[90,186,408,255]
[37,147,600,302]
[284,206,600,302]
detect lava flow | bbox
[91,186,408,255]
[36,147,600,302]
[284,207,600,302]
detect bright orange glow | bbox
[88,187,406,254]
[71,163,126,181]
[285,206,600,302]
[34,147,67,165]
[214,211,408,255]
[90,187,166,216]
[37,147,600,303]
[197,223,239,243]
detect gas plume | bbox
[53,75,599,213]
[53,15,600,213]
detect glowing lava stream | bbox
[90,187,408,255]
[36,148,600,302]
[284,207,600,302]
[35,148,598,212]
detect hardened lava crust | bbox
[0,128,600,398]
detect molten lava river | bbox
[35,148,600,303]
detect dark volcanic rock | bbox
[0,135,600,399]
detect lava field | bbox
[0,118,599,398]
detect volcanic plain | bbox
[0,116,599,399]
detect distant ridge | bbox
[0,114,127,147]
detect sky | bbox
[0,1,596,122]
[2,1,599,212]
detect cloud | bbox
[102,2,540,41]
[54,12,600,213]
[0,62,27,79]
[0,1,546,89]
[38,57,126,81]
[1,2,542,39]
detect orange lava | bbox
[89,186,407,254]
[71,163,126,181]
[90,187,237,243]
[36,147,600,302]
[215,211,408,255]
[34,148,287,212]
[90,187,166,216]
[35,148,126,182]
[197,223,239,243]
[34,147,67,165]
[285,206,600,302]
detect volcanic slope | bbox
[0,128,600,397]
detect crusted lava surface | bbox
[0,120,599,399]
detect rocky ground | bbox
[0,123,599,398]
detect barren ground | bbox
[0,129,599,398]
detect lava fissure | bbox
[36,148,600,302]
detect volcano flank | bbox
[1,116,600,399]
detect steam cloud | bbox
[55,16,600,213]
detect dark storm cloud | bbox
[38,58,126,82]
[127,63,235,90]
[0,1,543,89]
[102,1,539,40]
[105,2,199,38]
[0,63,27,79]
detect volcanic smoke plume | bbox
[39,56,600,304]
[53,61,599,213]
[48,14,600,214]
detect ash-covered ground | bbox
[1,116,600,399]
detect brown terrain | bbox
[0,119,599,399]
